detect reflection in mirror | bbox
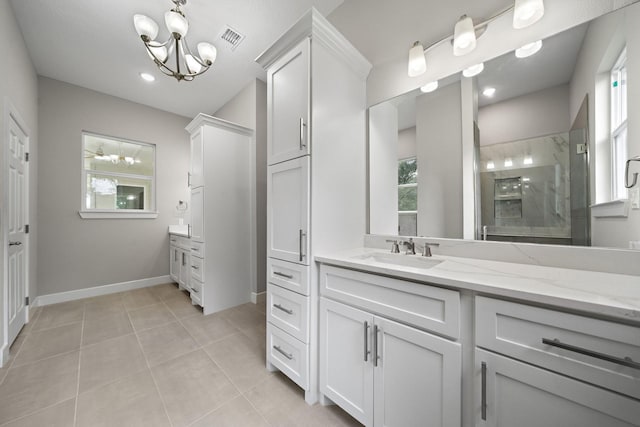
[368,2,640,249]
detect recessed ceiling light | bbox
[523,156,533,165]
[463,62,484,78]
[483,87,496,97]
[420,81,439,93]
[487,161,495,170]
[139,72,155,82]
[515,40,543,58]
[504,158,513,167]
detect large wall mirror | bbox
[369,1,640,250]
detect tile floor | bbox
[0,283,360,427]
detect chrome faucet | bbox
[386,239,400,253]
[416,242,440,257]
[402,238,416,255]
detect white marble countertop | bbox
[168,225,189,237]
[315,248,640,323]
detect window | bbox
[398,157,417,235]
[611,48,628,200]
[81,132,157,218]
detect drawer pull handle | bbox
[364,321,370,362]
[191,265,199,270]
[273,271,294,279]
[299,229,306,262]
[542,338,640,370]
[481,362,487,420]
[191,247,199,251]
[191,287,199,293]
[273,304,293,315]
[273,345,293,360]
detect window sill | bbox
[590,200,629,218]
[78,211,159,219]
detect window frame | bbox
[79,131,158,219]
[610,48,628,201]
[398,156,418,214]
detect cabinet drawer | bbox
[267,323,308,389]
[476,297,640,399]
[320,264,460,339]
[190,256,204,282]
[190,241,205,258]
[267,258,310,295]
[175,236,190,250]
[190,279,203,306]
[169,236,178,245]
[267,283,309,342]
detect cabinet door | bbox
[190,187,204,243]
[475,349,640,427]
[190,126,204,188]
[267,38,310,165]
[374,317,461,427]
[267,157,310,265]
[320,298,374,426]
[170,245,179,282]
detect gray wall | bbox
[478,84,570,146]
[37,77,190,296]
[0,0,38,348]
[213,79,268,294]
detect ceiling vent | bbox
[218,26,245,51]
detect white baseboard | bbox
[33,275,173,307]
[0,343,9,368]
[251,291,266,305]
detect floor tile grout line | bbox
[239,373,279,427]
[0,397,76,427]
[127,304,176,427]
[72,301,86,427]
[29,318,84,335]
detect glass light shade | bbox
[133,14,159,40]
[139,72,155,82]
[165,11,188,37]
[197,42,217,65]
[407,41,427,77]
[453,15,476,56]
[420,81,439,93]
[513,0,544,29]
[515,40,543,58]
[185,54,202,73]
[147,42,168,62]
[462,62,484,78]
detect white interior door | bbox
[6,110,29,347]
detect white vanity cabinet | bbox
[169,234,190,291]
[257,8,371,404]
[267,38,310,165]
[475,296,640,427]
[319,265,462,427]
[185,114,255,314]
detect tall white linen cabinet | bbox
[185,114,256,315]
[256,8,372,404]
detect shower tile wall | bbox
[479,133,571,240]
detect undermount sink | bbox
[354,252,443,269]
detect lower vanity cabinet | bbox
[169,234,190,291]
[475,296,640,427]
[476,349,640,427]
[319,265,462,427]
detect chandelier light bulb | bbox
[453,15,477,56]
[185,54,202,73]
[513,0,545,29]
[515,40,543,58]
[133,14,159,41]
[197,42,217,65]
[165,10,188,38]
[463,62,484,78]
[420,81,439,93]
[147,42,168,63]
[408,41,427,77]
[483,87,496,97]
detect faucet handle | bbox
[417,242,439,257]
[385,239,400,253]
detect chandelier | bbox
[133,0,217,82]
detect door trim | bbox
[1,98,30,367]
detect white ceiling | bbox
[10,0,522,119]
[10,0,344,118]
